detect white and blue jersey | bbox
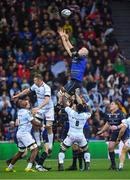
[16,109,36,149]
[30,82,54,109]
[17,109,33,133]
[30,82,54,121]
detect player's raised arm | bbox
[58,28,73,57]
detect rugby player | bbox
[111,116,130,170]
[58,28,88,98]
[12,73,54,151]
[97,101,128,170]
[5,99,42,172]
[58,93,91,171]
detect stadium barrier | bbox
[0,140,128,160]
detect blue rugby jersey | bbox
[70,51,87,82]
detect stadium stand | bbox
[0,0,130,141]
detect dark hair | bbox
[16,99,23,108]
[76,104,84,113]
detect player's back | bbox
[65,107,91,134]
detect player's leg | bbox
[45,108,55,150]
[58,135,72,171]
[5,150,25,172]
[5,134,25,172]
[78,148,84,171]
[79,136,90,171]
[19,132,38,172]
[119,139,130,170]
[36,129,51,171]
[6,127,26,166]
[67,144,78,170]
[108,141,117,170]
[25,143,38,172]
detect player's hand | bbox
[58,28,64,36]
[12,95,18,100]
[32,107,39,115]
[96,130,103,135]
[110,125,117,131]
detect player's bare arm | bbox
[115,124,127,145]
[97,122,110,135]
[12,88,30,99]
[58,28,73,57]
[32,96,50,115]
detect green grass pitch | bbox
[0,159,130,179]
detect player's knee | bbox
[46,121,53,128]
[72,144,78,150]
[81,144,88,152]
[18,147,26,153]
[29,143,38,151]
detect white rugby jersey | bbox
[17,109,33,133]
[30,82,54,109]
[65,107,91,134]
[122,117,130,128]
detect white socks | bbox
[119,162,124,169]
[48,133,54,149]
[58,152,65,164]
[26,162,33,169]
[84,152,91,162]
[33,130,41,147]
[8,164,14,169]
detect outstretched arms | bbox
[12,88,30,100]
[58,28,73,57]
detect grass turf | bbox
[0,159,130,179]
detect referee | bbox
[97,101,128,170]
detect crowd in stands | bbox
[0,0,130,141]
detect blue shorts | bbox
[109,128,129,142]
[64,79,81,95]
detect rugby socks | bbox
[84,152,90,162]
[72,150,78,168]
[48,133,54,150]
[33,131,41,147]
[119,162,123,169]
[35,154,40,165]
[38,152,48,166]
[26,162,33,169]
[78,152,83,170]
[109,152,116,167]
[58,152,65,164]
[8,164,14,169]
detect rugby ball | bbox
[61,9,72,17]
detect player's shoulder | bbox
[31,83,37,90]
[65,106,73,113]
[18,108,28,115]
[43,82,51,89]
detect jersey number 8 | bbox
[75,120,79,126]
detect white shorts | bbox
[63,133,87,148]
[35,108,54,122]
[17,131,35,148]
[125,138,130,148]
